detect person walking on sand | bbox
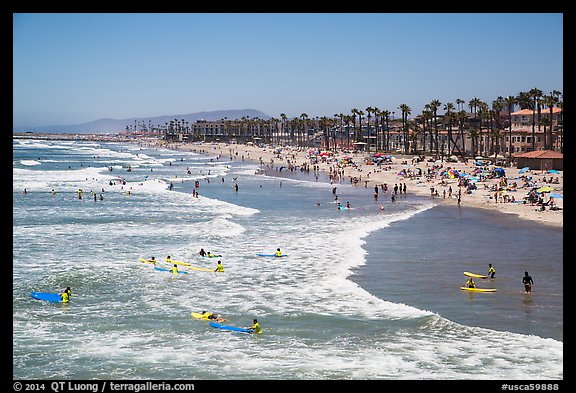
[522,271,534,293]
[488,263,496,278]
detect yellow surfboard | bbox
[460,287,496,292]
[463,271,488,279]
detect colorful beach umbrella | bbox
[519,167,530,174]
[547,169,560,174]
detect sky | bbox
[13,13,563,127]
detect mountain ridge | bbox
[13,109,271,134]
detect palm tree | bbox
[334,113,345,150]
[456,98,465,112]
[505,95,516,165]
[490,99,504,159]
[344,114,353,149]
[366,107,374,150]
[468,98,482,155]
[300,113,309,148]
[477,101,489,156]
[422,106,433,154]
[444,102,455,157]
[380,110,391,152]
[457,110,468,160]
[516,91,532,110]
[398,104,411,154]
[528,88,543,151]
[357,110,365,142]
[557,98,563,152]
[372,107,380,151]
[279,113,287,145]
[350,108,358,143]
[428,99,441,158]
[550,90,562,150]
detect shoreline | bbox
[154,139,563,228]
[13,134,563,227]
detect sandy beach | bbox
[142,139,562,228]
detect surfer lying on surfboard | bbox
[193,311,227,322]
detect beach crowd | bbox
[141,139,562,228]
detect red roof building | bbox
[514,150,563,170]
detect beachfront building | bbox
[162,104,562,161]
[514,150,563,171]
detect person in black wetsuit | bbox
[522,271,534,293]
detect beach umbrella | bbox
[547,169,560,174]
[537,186,554,193]
[549,193,563,198]
[493,167,506,177]
[519,167,530,174]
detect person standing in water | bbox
[522,271,534,293]
[488,263,496,278]
[214,260,224,272]
[60,287,71,303]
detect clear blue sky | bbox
[13,13,563,127]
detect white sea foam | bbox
[20,160,41,166]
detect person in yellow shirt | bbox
[488,263,496,278]
[214,260,224,272]
[166,255,173,264]
[275,248,282,257]
[248,319,262,334]
[170,264,179,274]
[60,287,71,303]
[466,277,475,288]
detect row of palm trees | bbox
[134,88,563,161]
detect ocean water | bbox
[12,138,563,380]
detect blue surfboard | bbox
[209,321,252,333]
[31,292,64,303]
[154,266,188,274]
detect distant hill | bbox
[13,109,271,134]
